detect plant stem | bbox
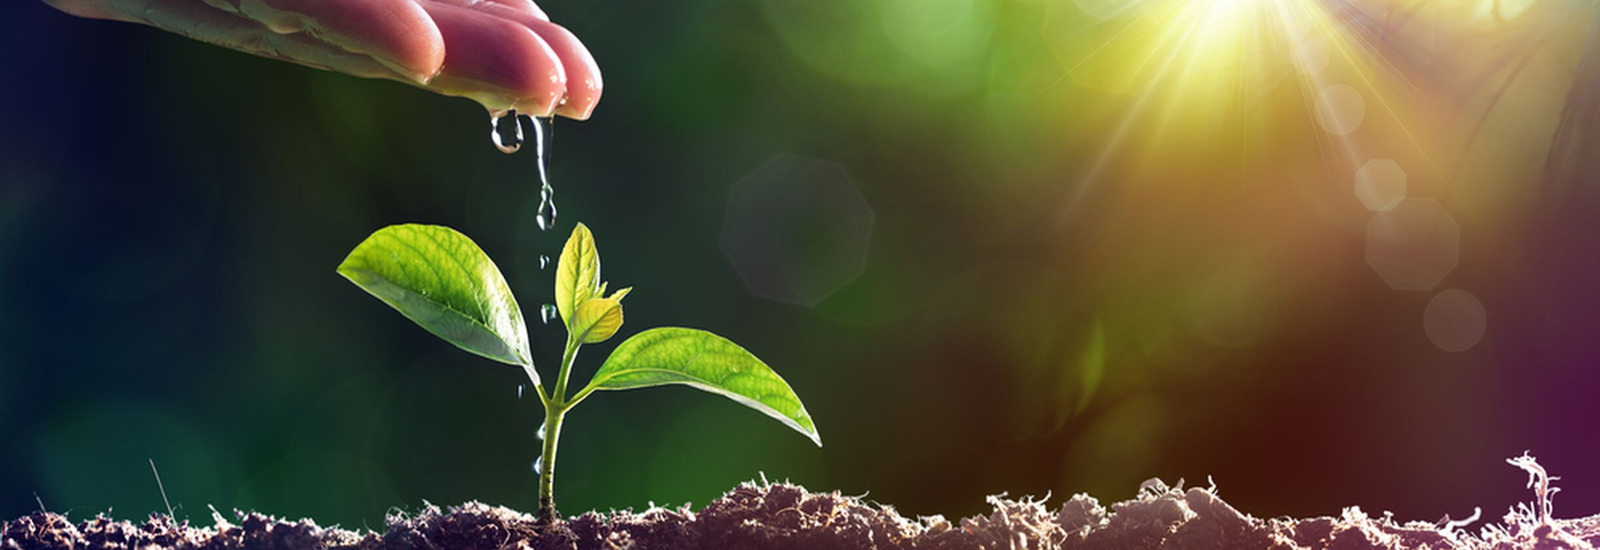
[536,401,564,525]
[536,336,582,525]
[553,336,581,406]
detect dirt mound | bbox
[5,476,1597,550]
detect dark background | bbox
[5,0,1600,529]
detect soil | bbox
[5,477,1598,550]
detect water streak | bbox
[525,114,558,231]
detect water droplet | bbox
[535,182,557,231]
[536,423,547,441]
[525,115,558,231]
[517,384,525,399]
[491,110,524,154]
[531,457,543,475]
[539,255,550,269]
[541,304,558,324]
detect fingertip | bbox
[373,26,446,85]
[553,96,597,120]
[523,20,602,120]
[425,2,600,118]
[490,0,549,21]
[423,2,566,115]
[381,9,447,83]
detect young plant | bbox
[337,222,820,523]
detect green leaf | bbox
[337,224,534,373]
[586,328,820,446]
[572,298,624,344]
[555,223,601,330]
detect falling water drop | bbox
[535,182,557,231]
[491,110,524,154]
[536,423,547,441]
[525,114,559,231]
[517,384,525,399]
[541,304,558,324]
[488,112,557,227]
[531,457,543,475]
[539,255,550,269]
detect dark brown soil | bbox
[5,478,1597,550]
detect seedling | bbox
[337,223,820,523]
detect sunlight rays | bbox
[1050,0,1483,194]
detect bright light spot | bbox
[1355,159,1407,212]
[1425,289,1487,352]
[1366,199,1460,291]
[1048,0,1280,95]
[1316,85,1366,136]
[880,0,995,71]
[721,155,874,307]
[1472,0,1537,20]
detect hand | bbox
[44,0,602,119]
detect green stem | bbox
[535,335,582,525]
[536,401,564,524]
[523,365,549,404]
[566,379,600,409]
[553,336,581,406]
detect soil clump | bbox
[6,478,1597,550]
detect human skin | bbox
[43,0,602,119]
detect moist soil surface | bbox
[7,479,1599,550]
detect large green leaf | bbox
[555,223,601,329]
[338,224,534,372]
[585,328,820,446]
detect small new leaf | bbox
[555,223,601,329]
[337,225,534,375]
[572,298,624,344]
[584,327,820,446]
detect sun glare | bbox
[1052,0,1384,156]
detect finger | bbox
[426,0,549,21]
[49,0,405,80]
[426,0,597,119]
[227,0,445,83]
[522,19,601,120]
[43,0,142,23]
[419,1,566,116]
[478,0,549,22]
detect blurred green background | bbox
[6,0,1600,528]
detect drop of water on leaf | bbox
[491,110,524,154]
[531,457,543,475]
[539,255,550,269]
[536,424,547,441]
[541,304,558,324]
